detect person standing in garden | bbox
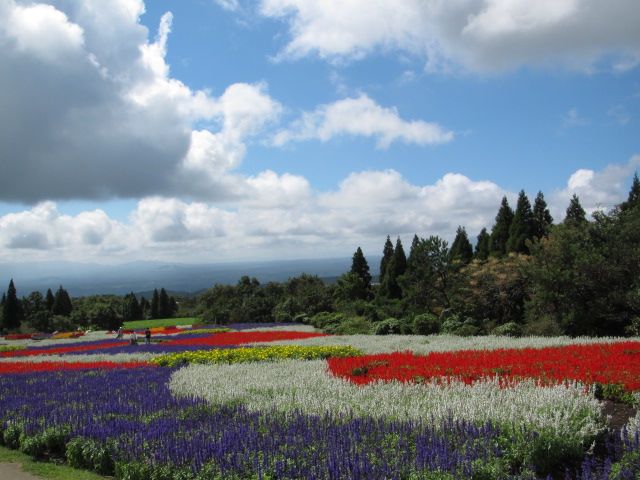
[145,328,151,345]
[129,331,137,345]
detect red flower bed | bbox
[328,341,640,391]
[166,330,328,347]
[3,333,33,340]
[0,361,152,374]
[0,341,129,358]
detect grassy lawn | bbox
[122,317,201,329]
[0,446,107,479]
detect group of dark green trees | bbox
[0,284,179,334]
[196,175,640,338]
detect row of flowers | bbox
[151,345,362,367]
[2,367,635,479]
[328,341,640,390]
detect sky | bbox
[0,0,639,265]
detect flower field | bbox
[1,324,640,479]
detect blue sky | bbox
[0,0,639,264]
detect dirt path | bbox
[0,462,41,479]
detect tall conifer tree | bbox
[475,228,490,260]
[52,286,72,316]
[621,172,640,212]
[350,247,372,295]
[450,226,473,263]
[565,194,587,226]
[2,279,22,330]
[45,288,55,312]
[150,289,160,319]
[507,190,535,254]
[159,288,171,318]
[532,191,553,239]
[379,236,394,283]
[490,196,514,257]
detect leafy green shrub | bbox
[66,437,114,475]
[371,317,403,335]
[492,322,522,337]
[328,316,371,335]
[2,422,22,449]
[413,313,440,335]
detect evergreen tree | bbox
[150,289,159,319]
[139,296,150,319]
[379,236,394,283]
[382,237,408,299]
[45,288,55,312]
[620,172,640,212]
[490,196,514,257]
[2,279,23,330]
[565,194,587,226]
[52,286,72,317]
[532,191,553,239]
[122,292,142,321]
[159,288,171,318]
[475,228,490,260]
[450,226,473,263]
[393,237,407,277]
[507,190,535,254]
[169,296,178,316]
[350,247,372,297]
[407,234,421,271]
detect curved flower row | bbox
[327,341,640,390]
[0,360,151,374]
[164,330,328,347]
[152,345,362,367]
[169,359,604,440]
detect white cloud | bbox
[3,157,638,263]
[551,155,640,219]
[273,94,453,148]
[259,0,640,73]
[213,0,241,12]
[0,202,126,254]
[0,1,282,204]
[562,108,589,128]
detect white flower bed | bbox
[170,359,604,440]
[253,334,639,354]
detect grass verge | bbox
[0,446,107,479]
[122,317,200,329]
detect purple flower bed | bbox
[63,343,239,355]
[0,367,527,479]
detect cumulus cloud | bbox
[0,202,126,255]
[3,157,638,263]
[273,94,453,148]
[550,155,640,219]
[0,0,282,203]
[259,0,640,73]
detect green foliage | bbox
[507,190,535,254]
[532,191,553,239]
[440,311,480,336]
[474,228,491,261]
[412,313,440,335]
[350,247,372,299]
[564,194,587,226]
[492,322,522,337]
[2,279,23,331]
[52,285,73,317]
[371,317,403,335]
[65,438,115,475]
[379,236,394,284]
[490,196,514,257]
[449,226,473,264]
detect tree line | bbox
[0,285,179,333]
[2,174,638,337]
[195,174,640,337]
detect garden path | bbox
[0,462,41,479]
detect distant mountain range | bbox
[0,258,381,297]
